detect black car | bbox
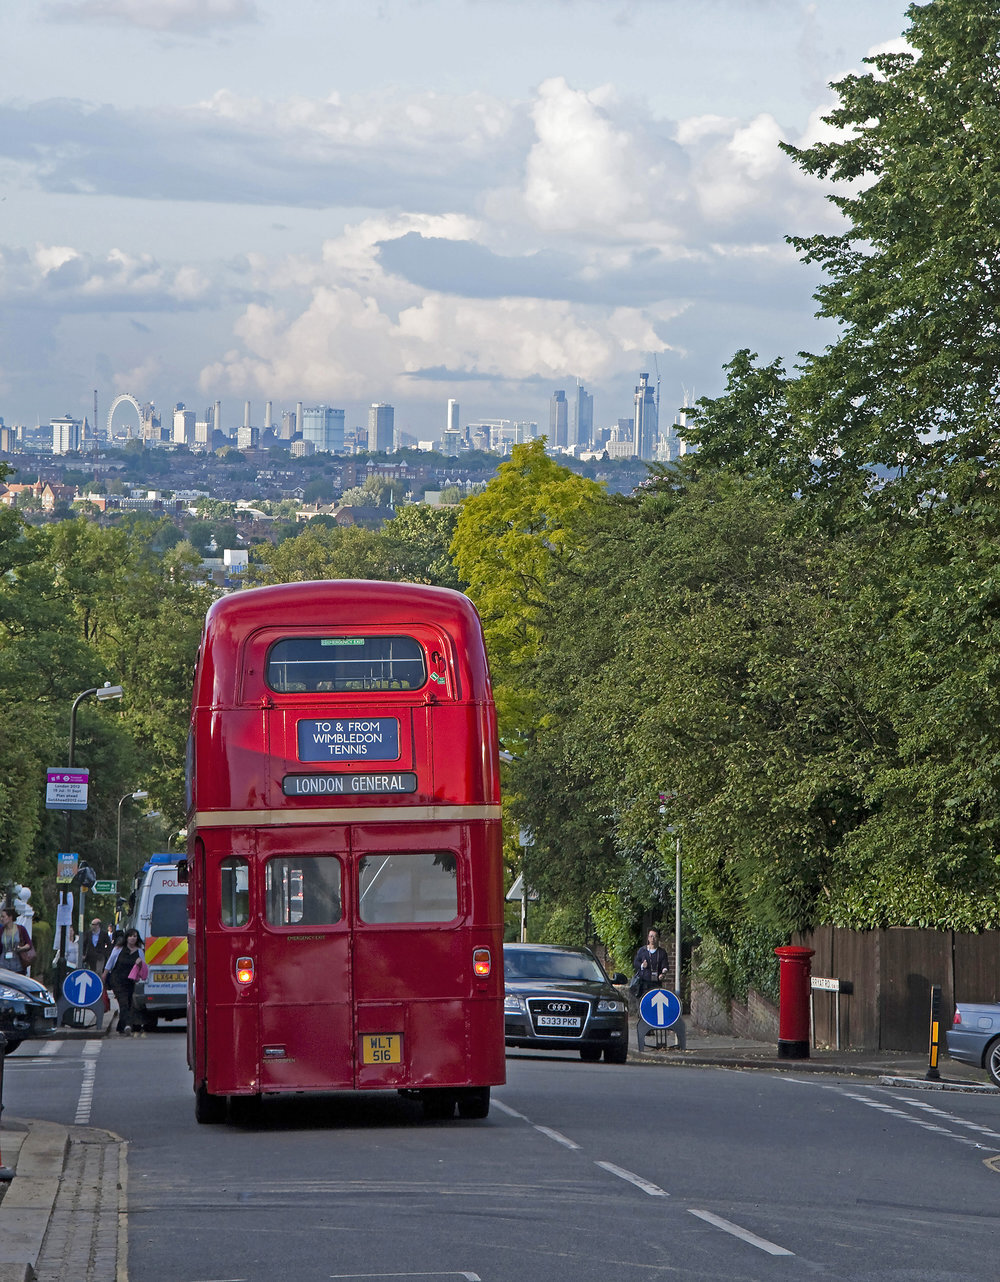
[503,943,629,1063]
[0,966,58,1052]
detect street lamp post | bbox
[57,683,125,999]
[117,791,148,887]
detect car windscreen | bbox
[503,949,606,983]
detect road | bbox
[4,1030,1000,1280]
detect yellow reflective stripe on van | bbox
[144,936,188,965]
[192,804,501,827]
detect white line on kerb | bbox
[688,1209,794,1256]
[594,1161,668,1197]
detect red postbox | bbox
[774,945,814,1059]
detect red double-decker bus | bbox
[185,580,505,1123]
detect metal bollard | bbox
[0,1032,15,1181]
[926,984,942,1081]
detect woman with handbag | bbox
[0,906,36,975]
[104,927,145,1035]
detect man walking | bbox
[82,918,112,972]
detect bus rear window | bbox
[266,635,426,693]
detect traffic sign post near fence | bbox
[636,986,685,1052]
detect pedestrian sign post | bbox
[636,986,685,1053]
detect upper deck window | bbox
[266,635,426,693]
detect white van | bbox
[128,854,188,1029]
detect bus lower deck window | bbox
[266,856,342,926]
[358,852,458,924]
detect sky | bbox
[0,0,915,442]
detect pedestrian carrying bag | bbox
[129,959,149,982]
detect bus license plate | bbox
[538,1015,581,1028]
[362,1034,401,1064]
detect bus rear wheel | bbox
[421,1090,457,1120]
[194,1084,227,1124]
[456,1087,490,1119]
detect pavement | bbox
[0,1019,993,1282]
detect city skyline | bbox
[2,1,914,436]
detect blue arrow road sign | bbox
[63,968,104,1007]
[638,987,681,1028]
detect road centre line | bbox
[491,1100,529,1121]
[688,1209,794,1257]
[594,1161,668,1197]
[533,1125,580,1150]
[496,1098,666,1192]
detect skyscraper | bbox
[447,399,460,436]
[369,403,394,453]
[549,390,568,448]
[51,415,82,454]
[633,373,657,461]
[301,405,345,454]
[571,384,593,449]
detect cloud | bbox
[0,243,242,313]
[45,0,258,33]
[0,89,525,212]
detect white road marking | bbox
[688,1209,794,1256]
[328,1275,481,1280]
[38,1040,61,1056]
[780,1077,1000,1152]
[75,1057,97,1123]
[491,1099,529,1121]
[82,1040,102,1057]
[594,1161,668,1197]
[532,1126,580,1150]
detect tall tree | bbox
[687,0,1000,518]
[450,440,605,743]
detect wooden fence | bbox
[793,926,1000,1052]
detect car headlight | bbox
[597,999,625,1013]
[0,986,24,1001]
[504,994,526,1012]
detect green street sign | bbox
[92,880,117,895]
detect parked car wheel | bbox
[985,1036,1000,1087]
[604,1042,628,1064]
[579,1044,602,1062]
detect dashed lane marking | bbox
[594,1161,668,1197]
[688,1209,794,1257]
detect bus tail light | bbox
[473,948,491,977]
[236,956,255,985]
